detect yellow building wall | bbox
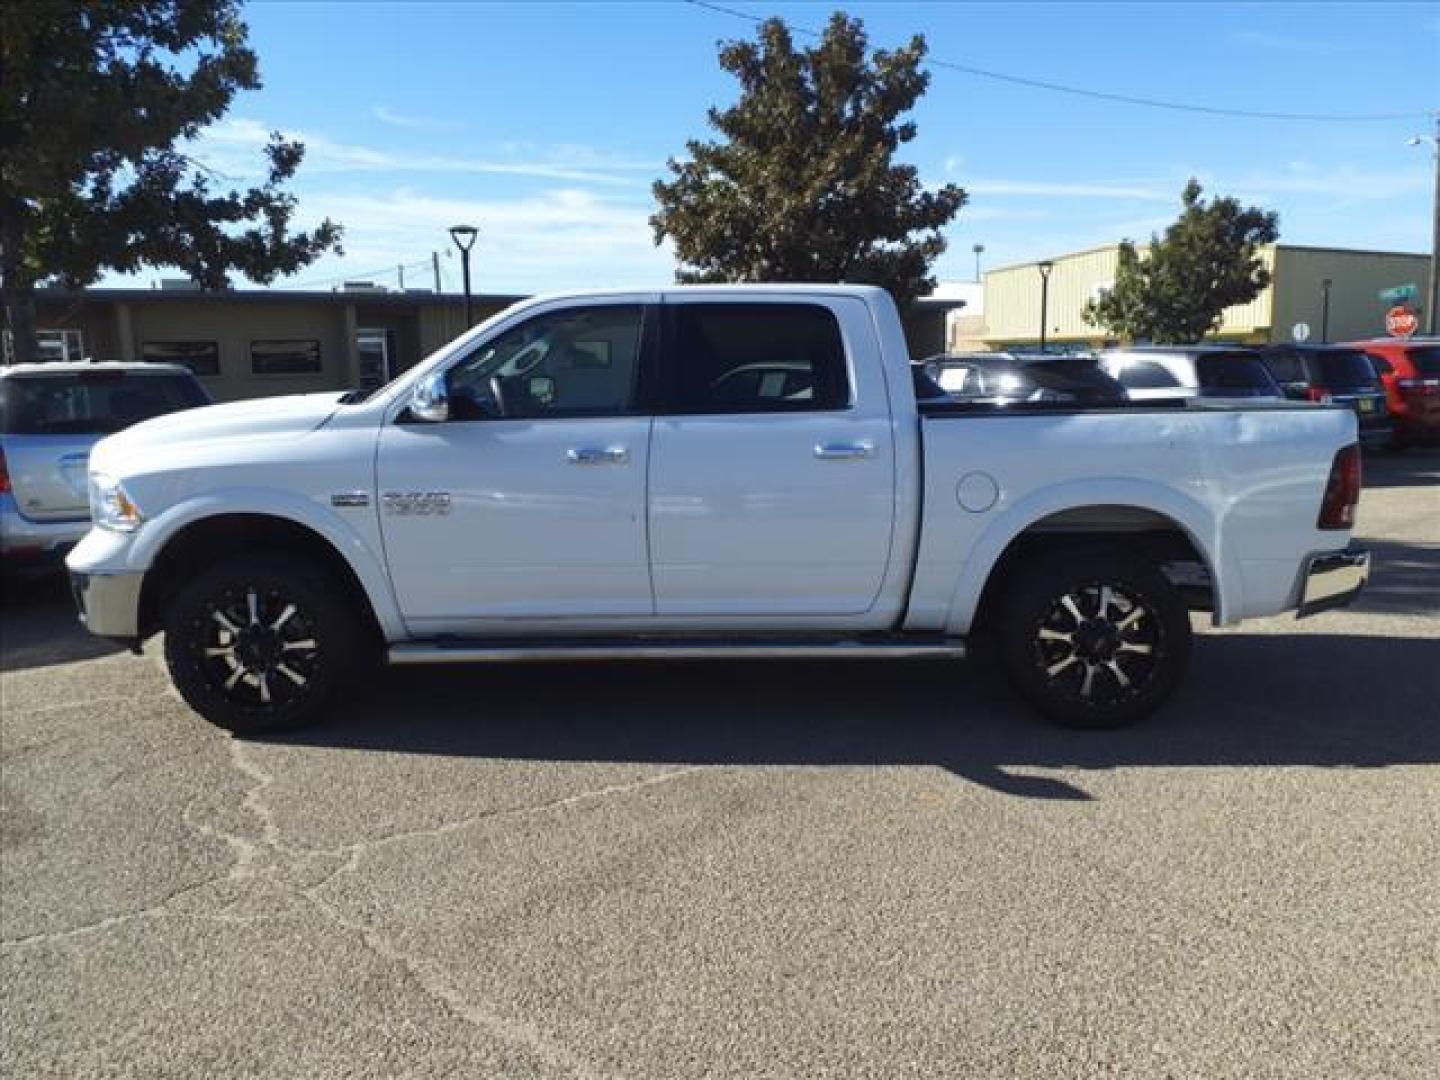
[982,244,1279,346]
[1269,247,1430,344]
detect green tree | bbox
[1,0,341,364]
[1083,179,1279,344]
[651,12,965,309]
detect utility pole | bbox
[398,263,405,290]
[1412,114,1440,335]
[432,251,442,292]
[1320,278,1332,343]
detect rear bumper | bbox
[1297,547,1370,618]
[1,494,89,570]
[69,569,144,641]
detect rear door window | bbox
[1110,359,1182,389]
[668,303,849,414]
[1195,353,1280,394]
[0,373,209,435]
[1262,349,1305,385]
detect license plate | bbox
[1357,398,1375,414]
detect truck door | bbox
[648,296,896,617]
[377,300,657,629]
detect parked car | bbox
[1260,344,1393,450]
[68,286,1367,734]
[1,362,210,573]
[1098,345,1283,401]
[922,352,1126,404]
[1345,337,1440,447]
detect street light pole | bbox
[972,243,985,282]
[1320,278,1332,343]
[1037,260,1054,353]
[448,224,479,328]
[1411,114,1440,335]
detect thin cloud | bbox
[372,105,459,131]
[192,118,656,187]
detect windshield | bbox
[1195,353,1279,395]
[0,372,209,435]
[1314,350,1381,390]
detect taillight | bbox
[0,446,9,495]
[1318,444,1361,530]
[1307,385,1332,404]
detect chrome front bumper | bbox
[1297,547,1370,618]
[70,570,144,641]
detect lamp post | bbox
[1409,115,1440,335]
[972,243,985,282]
[1037,260,1054,353]
[1320,278,1332,343]
[448,224,479,327]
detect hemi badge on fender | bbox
[330,491,371,508]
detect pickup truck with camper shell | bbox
[66,286,1370,733]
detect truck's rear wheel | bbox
[163,554,359,734]
[999,548,1191,729]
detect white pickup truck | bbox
[67,286,1369,733]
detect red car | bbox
[1347,337,1440,447]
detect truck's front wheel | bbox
[163,554,360,734]
[999,548,1191,729]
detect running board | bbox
[388,637,966,665]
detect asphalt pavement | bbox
[3,449,1437,1078]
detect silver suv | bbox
[1,362,210,573]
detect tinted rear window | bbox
[671,304,849,414]
[1313,350,1381,390]
[0,373,209,435]
[1195,353,1279,394]
[1408,345,1440,377]
[1112,360,1181,389]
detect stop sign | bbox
[1386,305,1419,338]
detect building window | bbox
[142,340,221,376]
[251,339,322,376]
[3,328,85,365]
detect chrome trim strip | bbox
[330,490,371,508]
[389,639,967,665]
[1298,547,1370,618]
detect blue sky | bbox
[150,0,1438,294]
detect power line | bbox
[280,255,436,292]
[681,0,1427,123]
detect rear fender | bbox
[943,478,1237,634]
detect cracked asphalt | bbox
[3,449,1438,1078]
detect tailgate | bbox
[2,434,98,521]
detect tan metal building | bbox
[11,286,523,402]
[975,244,1430,350]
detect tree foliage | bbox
[1083,179,1279,344]
[1,0,341,363]
[651,13,965,308]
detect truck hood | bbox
[90,392,346,473]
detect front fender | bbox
[128,489,405,640]
[942,477,1238,634]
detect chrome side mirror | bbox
[410,372,449,422]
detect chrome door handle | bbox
[814,440,875,461]
[567,445,630,465]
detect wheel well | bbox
[970,505,1214,638]
[138,514,381,642]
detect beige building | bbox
[974,244,1430,350]
[12,285,523,402]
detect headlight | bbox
[89,473,144,532]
